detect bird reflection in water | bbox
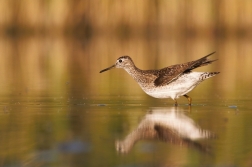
[116,107,214,154]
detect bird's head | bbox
[100,56,134,73]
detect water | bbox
[1,1,252,166]
[0,36,252,166]
[1,95,252,166]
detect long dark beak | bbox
[100,64,116,73]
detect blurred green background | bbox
[0,0,252,166]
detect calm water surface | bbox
[1,95,252,166]
[0,36,252,166]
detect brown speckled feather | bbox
[153,52,217,86]
[100,52,219,105]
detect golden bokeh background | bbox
[0,0,252,166]
[0,0,251,98]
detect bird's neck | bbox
[123,65,143,83]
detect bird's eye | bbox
[119,59,122,63]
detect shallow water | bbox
[1,94,252,166]
[0,36,252,166]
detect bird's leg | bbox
[183,94,192,105]
[173,99,178,106]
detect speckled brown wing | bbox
[153,62,195,86]
[154,52,217,86]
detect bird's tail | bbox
[189,52,217,70]
[199,72,220,81]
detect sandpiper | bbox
[100,52,219,106]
